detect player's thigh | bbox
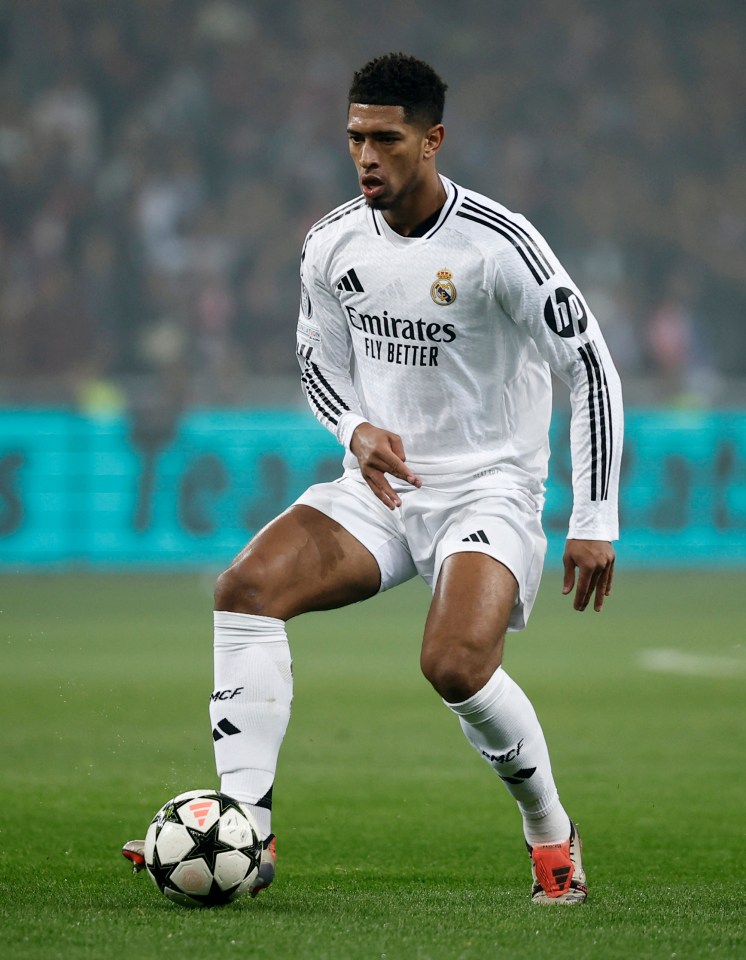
[420,553,518,700]
[410,483,546,632]
[215,504,382,619]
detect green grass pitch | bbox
[1,570,744,959]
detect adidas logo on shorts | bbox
[462,529,490,544]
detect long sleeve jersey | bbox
[296,177,623,541]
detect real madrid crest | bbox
[431,269,456,306]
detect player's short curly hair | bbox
[348,53,447,128]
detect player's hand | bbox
[562,539,615,612]
[351,422,422,510]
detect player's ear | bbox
[423,124,445,159]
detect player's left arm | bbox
[494,217,624,613]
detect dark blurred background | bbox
[0,0,743,413]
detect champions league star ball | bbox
[144,790,261,907]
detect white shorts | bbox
[294,469,547,631]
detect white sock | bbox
[210,611,292,839]
[445,666,571,845]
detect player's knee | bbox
[214,556,275,616]
[420,648,475,703]
[420,637,503,703]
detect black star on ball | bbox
[184,817,235,873]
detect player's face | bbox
[347,103,439,210]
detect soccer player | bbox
[126,53,623,903]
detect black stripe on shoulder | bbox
[455,210,544,285]
[309,198,366,238]
[462,197,554,278]
[312,196,365,232]
[302,198,366,262]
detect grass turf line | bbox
[0,571,744,959]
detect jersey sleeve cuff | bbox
[337,413,369,452]
[567,525,619,542]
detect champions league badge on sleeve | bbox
[300,279,313,318]
[431,269,457,306]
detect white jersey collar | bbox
[369,175,458,245]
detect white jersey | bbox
[296,177,623,541]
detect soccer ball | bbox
[144,789,261,907]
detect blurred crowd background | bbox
[0,0,743,414]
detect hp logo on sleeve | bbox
[543,287,588,338]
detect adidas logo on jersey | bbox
[336,268,364,293]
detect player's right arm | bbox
[296,237,367,451]
[296,233,420,508]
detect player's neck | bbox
[382,175,447,237]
